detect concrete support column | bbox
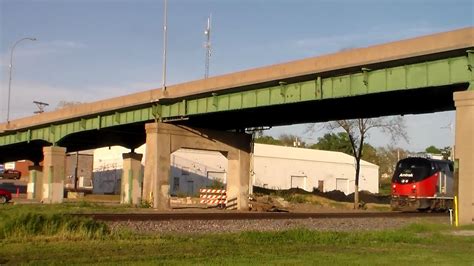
[27,165,43,200]
[143,123,170,210]
[143,122,251,211]
[454,91,474,225]
[42,146,66,204]
[227,150,250,211]
[121,152,143,205]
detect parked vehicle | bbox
[0,169,21,179]
[391,157,454,211]
[0,188,12,203]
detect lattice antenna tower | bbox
[33,101,49,114]
[204,14,212,79]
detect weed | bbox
[78,200,99,208]
[139,200,152,208]
[0,213,109,240]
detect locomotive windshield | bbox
[392,158,436,183]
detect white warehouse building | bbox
[92,143,379,196]
[253,144,379,194]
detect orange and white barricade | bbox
[199,189,226,207]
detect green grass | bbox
[283,194,307,203]
[1,204,473,265]
[1,225,473,265]
[0,200,141,215]
[0,212,109,240]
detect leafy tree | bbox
[310,132,378,164]
[254,136,282,145]
[425,145,441,154]
[311,132,352,154]
[440,146,452,160]
[309,117,407,209]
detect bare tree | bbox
[312,117,408,208]
[377,146,409,178]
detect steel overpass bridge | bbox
[0,27,472,223]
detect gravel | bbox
[108,216,449,235]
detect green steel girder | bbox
[0,107,155,146]
[467,50,474,89]
[159,55,472,118]
[0,53,472,148]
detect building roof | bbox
[254,143,378,168]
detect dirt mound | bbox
[347,190,390,204]
[315,190,349,202]
[253,186,390,204]
[253,186,311,196]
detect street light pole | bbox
[6,37,37,123]
[162,0,168,92]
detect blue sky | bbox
[0,0,472,151]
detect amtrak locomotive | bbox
[391,157,454,211]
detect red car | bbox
[0,188,12,204]
[0,169,21,179]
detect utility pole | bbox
[441,122,455,160]
[293,137,301,147]
[204,14,212,79]
[7,37,37,122]
[74,151,79,191]
[162,0,168,91]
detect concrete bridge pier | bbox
[42,146,66,204]
[142,123,170,210]
[27,164,43,200]
[226,150,251,210]
[454,90,474,225]
[142,122,252,211]
[121,152,143,205]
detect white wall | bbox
[93,145,227,196]
[253,144,379,194]
[169,149,227,196]
[92,144,379,196]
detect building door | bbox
[318,180,324,192]
[336,178,349,195]
[187,180,194,196]
[172,177,180,194]
[291,175,307,191]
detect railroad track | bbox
[76,211,447,221]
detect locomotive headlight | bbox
[412,184,416,189]
[393,184,396,188]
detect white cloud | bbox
[49,40,86,49]
[292,24,452,55]
[0,40,86,60]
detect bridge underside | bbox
[174,84,468,130]
[57,123,146,152]
[0,140,48,164]
[0,124,145,162]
